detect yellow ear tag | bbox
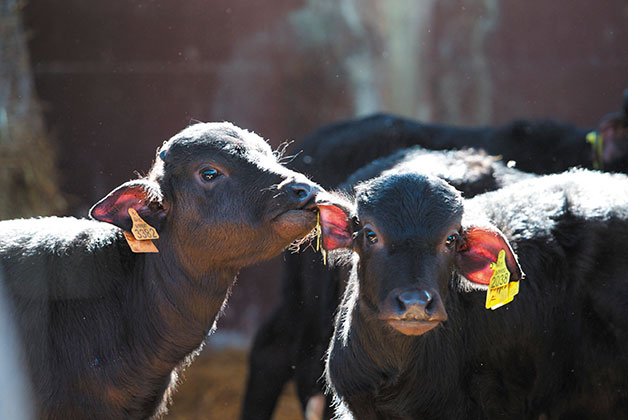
[485,249,519,310]
[316,211,327,265]
[128,208,159,240]
[586,131,604,170]
[124,208,159,253]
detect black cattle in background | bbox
[0,122,337,420]
[242,91,628,420]
[324,169,628,419]
[294,89,628,185]
[343,147,537,198]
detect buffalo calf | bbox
[0,122,329,420]
[242,147,532,420]
[323,170,628,419]
[243,90,628,420]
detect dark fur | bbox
[242,91,628,420]
[0,122,323,420]
[243,93,628,420]
[294,91,628,183]
[326,170,628,419]
[343,147,535,197]
[242,147,531,420]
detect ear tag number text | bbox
[128,208,159,240]
[124,208,159,253]
[485,249,519,310]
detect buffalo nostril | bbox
[295,188,308,199]
[424,295,436,316]
[288,182,313,202]
[396,290,433,315]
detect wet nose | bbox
[283,181,317,206]
[397,289,432,313]
[394,289,446,320]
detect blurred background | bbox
[1,0,627,417]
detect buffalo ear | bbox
[89,180,167,232]
[600,116,628,165]
[455,225,522,285]
[595,89,628,167]
[318,204,353,250]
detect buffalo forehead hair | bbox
[355,173,464,240]
[158,122,274,167]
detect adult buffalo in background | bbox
[242,90,628,420]
[323,170,628,419]
[295,89,628,185]
[0,122,339,420]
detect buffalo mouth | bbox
[272,190,350,244]
[385,318,442,336]
[271,196,320,240]
[272,198,318,224]
[272,190,347,224]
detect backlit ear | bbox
[318,204,353,250]
[89,180,167,232]
[455,225,522,285]
[600,117,628,165]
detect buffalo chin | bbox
[386,319,442,336]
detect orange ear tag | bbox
[124,208,159,253]
[128,208,159,240]
[123,232,159,253]
[485,249,519,310]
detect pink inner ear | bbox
[90,181,164,232]
[318,204,352,250]
[601,119,627,163]
[91,187,150,224]
[456,226,521,285]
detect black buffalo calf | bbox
[242,147,531,420]
[243,90,628,420]
[0,122,334,420]
[323,169,628,419]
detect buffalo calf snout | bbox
[389,288,447,322]
[397,289,433,315]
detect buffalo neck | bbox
[102,239,240,418]
[137,240,239,360]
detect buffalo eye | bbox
[445,232,461,249]
[365,229,378,244]
[200,168,220,182]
